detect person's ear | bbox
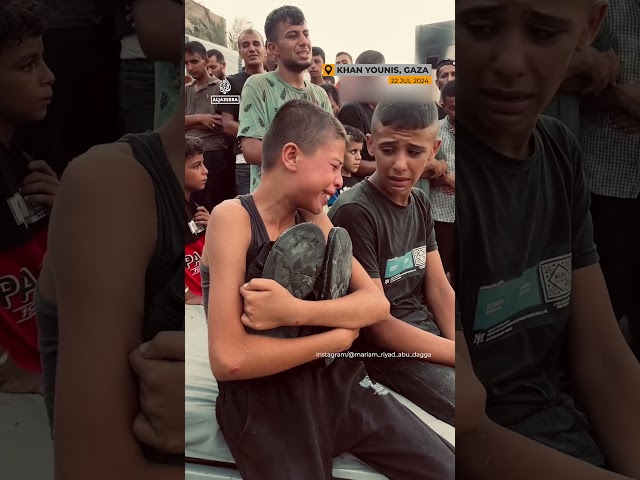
[281,143,300,172]
[365,134,374,157]
[267,42,278,58]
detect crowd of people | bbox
[184,4,457,478]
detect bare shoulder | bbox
[49,142,156,264]
[202,199,250,265]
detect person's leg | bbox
[119,59,156,133]
[590,194,639,354]
[216,370,334,480]
[434,220,455,289]
[352,339,455,425]
[329,359,454,480]
[235,163,251,196]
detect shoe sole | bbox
[314,228,353,360]
[260,223,326,338]
[317,227,352,301]
[262,222,326,299]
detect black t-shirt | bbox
[216,70,250,156]
[337,103,374,162]
[437,102,447,120]
[329,180,439,333]
[456,116,604,465]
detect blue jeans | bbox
[236,163,251,196]
[119,59,155,133]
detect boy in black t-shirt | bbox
[327,125,363,208]
[329,100,456,426]
[214,28,265,195]
[455,0,640,479]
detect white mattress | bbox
[184,304,454,478]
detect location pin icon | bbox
[324,64,333,76]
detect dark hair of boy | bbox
[343,125,365,144]
[206,49,224,63]
[441,79,455,102]
[264,5,306,44]
[323,75,335,85]
[0,0,47,54]
[185,40,206,58]
[185,135,205,159]
[312,46,325,63]
[336,51,352,62]
[320,83,340,105]
[261,99,348,171]
[355,50,385,64]
[372,99,438,132]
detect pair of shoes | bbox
[263,223,352,302]
[245,223,353,345]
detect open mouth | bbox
[481,88,535,115]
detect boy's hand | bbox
[21,161,59,209]
[444,173,455,194]
[609,110,640,133]
[239,278,300,330]
[129,331,185,455]
[333,328,360,351]
[193,206,210,227]
[198,114,222,131]
[581,48,620,96]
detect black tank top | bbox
[36,132,184,464]
[201,195,316,338]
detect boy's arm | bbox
[457,330,634,480]
[221,112,239,138]
[568,264,640,478]
[279,210,390,329]
[365,277,455,366]
[423,250,455,340]
[238,82,268,166]
[206,202,358,382]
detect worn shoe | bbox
[315,227,353,301]
[314,227,353,363]
[258,223,326,338]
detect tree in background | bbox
[226,17,252,51]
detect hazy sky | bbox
[194,0,454,64]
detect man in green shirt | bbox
[237,5,332,193]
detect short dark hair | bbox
[264,5,306,44]
[323,75,335,85]
[237,28,263,49]
[185,41,206,58]
[207,49,225,63]
[372,101,438,132]
[355,50,385,64]
[441,80,455,102]
[436,58,455,78]
[335,51,352,62]
[344,125,365,144]
[185,136,205,159]
[312,46,325,63]
[320,83,340,104]
[0,0,47,54]
[262,99,347,171]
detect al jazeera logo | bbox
[322,63,433,85]
[211,78,240,104]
